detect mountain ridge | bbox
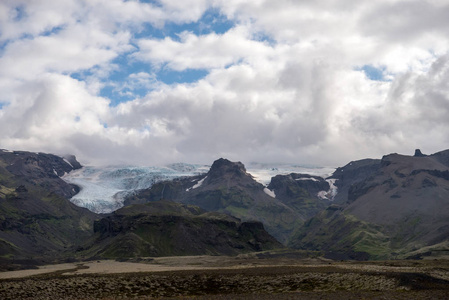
[125,158,333,243]
[289,149,449,259]
[2,148,449,264]
[0,150,284,268]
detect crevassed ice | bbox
[62,164,209,214]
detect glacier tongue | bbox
[62,164,209,213]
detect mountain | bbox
[0,150,284,267]
[78,200,282,259]
[289,149,449,260]
[266,173,334,220]
[124,158,331,243]
[327,158,381,204]
[0,150,97,267]
[1,150,82,199]
[4,147,449,263]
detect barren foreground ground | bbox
[1,255,449,299]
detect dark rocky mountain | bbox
[267,173,331,220]
[126,159,299,243]
[79,200,282,259]
[289,149,449,260]
[3,147,449,264]
[1,150,82,198]
[125,158,333,244]
[0,149,97,267]
[0,151,284,268]
[328,158,381,204]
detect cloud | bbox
[351,53,449,150]
[1,0,449,167]
[135,25,273,70]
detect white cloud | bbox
[135,25,273,70]
[0,74,109,149]
[1,0,449,167]
[157,0,209,23]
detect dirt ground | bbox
[1,255,449,299]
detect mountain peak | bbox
[414,149,426,157]
[207,158,248,180]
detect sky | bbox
[1,0,449,167]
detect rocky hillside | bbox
[0,150,82,198]
[290,149,449,260]
[125,158,331,243]
[0,150,284,268]
[79,200,283,258]
[4,148,449,263]
[266,173,332,220]
[327,158,381,204]
[0,150,97,267]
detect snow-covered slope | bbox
[63,162,335,214]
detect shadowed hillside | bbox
[79,200,283,258]
[0,150,97,268]
[290,149,449,260]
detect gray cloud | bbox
[0,0,449,167]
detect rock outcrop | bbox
[81,201,282,258]
[1,150,82,198]
[267,173,331,219]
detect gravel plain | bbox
[1,256,448,299]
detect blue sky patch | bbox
[42,25,66,37]
[99,67,209,106]
[358,65,388,81]
[157,68,209,85]
[252,31,276,46]
[134,8,233,41]
[137,0,161,5]
[71,6,232,107]
[12,5,27,22]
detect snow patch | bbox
[53,169,58,176]
[296,177,319,182]
[186,176,207,191]
[63,158,74,168]
[264,187,276,198]
[317,179,338,201]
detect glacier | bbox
[63,163,209,213]
[63,162,335,214]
